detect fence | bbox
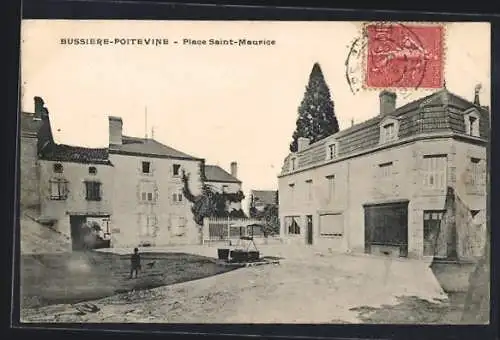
[202,217,265,244]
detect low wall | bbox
[430,259,477,293]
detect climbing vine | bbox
[182,169,246,226]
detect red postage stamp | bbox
[364,23,444,89]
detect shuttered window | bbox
[49,178,68,200]
[422,155,447,189]
[139,214,158,236]
[319,214,343,237]
[139,181,157,203]
[470,157,481,186]
[85,181,101,201]
[326,175,335,202]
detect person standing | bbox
[129,247,141,279]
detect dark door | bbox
[364,201,409,257]
[70,215,87,251]
[306,215,313,245]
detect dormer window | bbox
[327,143,337,160]
[383,123,395,140]
[53,163,63,173]
[464,110,480,137]
[379,117,399,144]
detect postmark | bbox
[345,22,445,93]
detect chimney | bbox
[474,84,482,106]
[108,116,123,145]
[34,96,45,117]
[379,90,397,115]
[230,161,238,179]
[297,137,310,152]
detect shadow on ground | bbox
[349,293,467,324]
[21,251,238,309]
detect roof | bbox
[109,135,202,161]
[204,165,241,183]
[281,89,490,176]
[40,143,112,165]
[251,190,278,206]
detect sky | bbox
[21,21,491,212]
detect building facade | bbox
[204,162,243,212]
[19,96,219,251]
[107,116,204,247]
[278,89,489,259]
[20,97,114,251]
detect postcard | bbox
[18,20,490,325]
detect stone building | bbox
[107,116,204,247]
[19,96,238,251]
[278,88,489,259]
[20,97,114,252]
[203,162,243,212]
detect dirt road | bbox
[21,248,451,323]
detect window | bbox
[327,144,337,160]
[172,190,183,203]
[53,163,63,173]
[140,214,158,237]
[289,183,295,203]
[85,181,101,201]
[142,161,151,174]
[423,210,445,256]
[171,215,187,236]
[88,166,97,175]
[379,162,393,178]
[291,158,296,171]
[173,164,181,177]
[383,123,395,141]
[422,155,447,189]
[319,213,344,237]
[49,178,68,200]
[306,180,313,201]
[285,216,301,235]
[222,185,229,193]
[139,181,156,203]
[465,111,480,137]
[326,175,336,202]
[470,157,481,186]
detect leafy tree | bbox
[290,62,339,152]
[182,170,246,226]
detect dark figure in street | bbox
[129,247,141,279]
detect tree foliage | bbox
[249,193,280,236]
[290,62,340,152]
[182,170,246,226]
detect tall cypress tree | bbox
[289,63,339,152]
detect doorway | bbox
[306,215,313,245]
[363,200,409,257]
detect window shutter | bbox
[137,182,141,201]
[465,162,472,185]
[154,183,159,202]
[480,160,486,185]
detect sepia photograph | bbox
[17,20,490,325]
